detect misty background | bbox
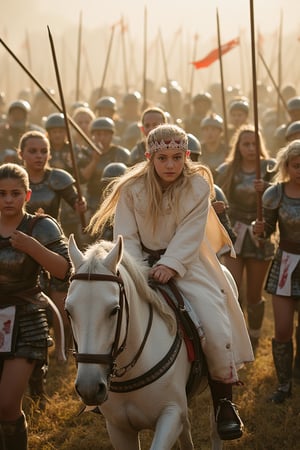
[1,0,300,108]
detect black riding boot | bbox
[0,425,5,450]
[247,299,265,354]
[28,361,48,410]
[208,378,243,441]
[293,326,300,382]
[0,413,27,450]
[270,339,293,404]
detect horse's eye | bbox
[110,305,120,317]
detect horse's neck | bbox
[123,284,173,361]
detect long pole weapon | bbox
[83,45,95,91]
[121,16,129,93]
[216,9,229,150]
[0,37,101,156]
[48,26,86,229]
[276,10,283,126]
[188,33,199,100]
[98,24,116,99]
[158,29,174,118]
[249,0,262,222]
[142,5,148,110]
[258,51,289,115]
[25,30,34,99]
[75,10,83,101]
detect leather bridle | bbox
[68,271,182,393]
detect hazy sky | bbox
[1,0,300,101]
[0,0,300,41]
[2,0,300,43]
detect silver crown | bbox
[148,138,187,153]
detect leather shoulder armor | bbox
[215,162,228,176]
[30,215,65,246]
[48,168,75,191]
[214,184,228,204]
[262,183,283,209]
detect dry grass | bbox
[25,297,300,449]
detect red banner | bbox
[192,37,240,69]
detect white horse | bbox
[65,234,223,450]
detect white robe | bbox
[114,174,254,382]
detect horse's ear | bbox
[68,234,84,269]
[104,235,123,274]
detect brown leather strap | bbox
[141,243,166,266]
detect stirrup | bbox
[216,398,244,441]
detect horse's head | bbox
[66,234,126,406]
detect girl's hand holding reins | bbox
[149,264,177,284]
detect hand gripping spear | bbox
[249,0,262,223]
[47,26,86,230]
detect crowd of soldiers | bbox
[0,77,300,412]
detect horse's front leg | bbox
[150,404,194,450]
[178,415,194,450]
[106,421,140,450]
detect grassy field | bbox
[25,296,300,449]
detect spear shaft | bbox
[99,25,115,99]
[0,37,101,156]
[258,51,289,114]
[47,26,86,229]
[188,34,198,99]
[121,16,129,93]
[276,10,283,126]
[249,0,262,221]
[158,29,174,118]
[142,6,148,110]
[216,9,229,150]
[75,10,83,101]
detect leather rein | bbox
[69,272,181,392]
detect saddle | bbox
[151,279,208,399]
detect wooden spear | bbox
[98,24,116,99]
[83,45,95,91]
[258,51,289,115]
[75,10,83,101]
[25,30,34,98]
[276,10,283,126]
[48,26,86,229]
[142,5,148,110]
[188,33,199,100]
[249,0,262,221]
[158,29,174,118]
[121,16,129,93]
[216,9,229,150]
[0,37,101,156]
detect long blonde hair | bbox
[271,139,300,183]
[88,124,214,236]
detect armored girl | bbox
[0,163,71,449]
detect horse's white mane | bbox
[81,240,176,333]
